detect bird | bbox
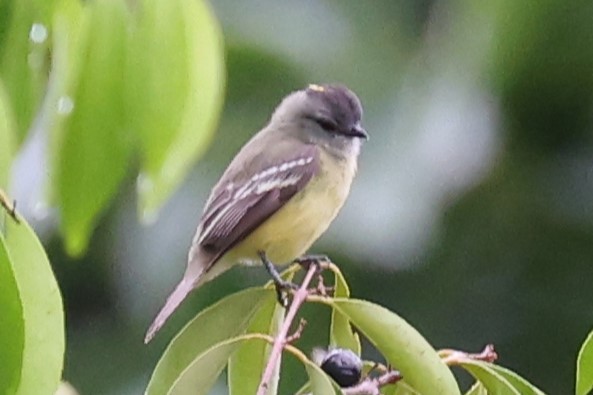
[144,83,368,343]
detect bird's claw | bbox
[293,254,329,271]
[274,280,298,307]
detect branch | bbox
[256,264,318,395]
[342,370,403,395]
[439,344,498,366]
[0,189,20,223]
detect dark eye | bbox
[315,117,339,132]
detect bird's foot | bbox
[259,251,298,307]
[293,254,329,271]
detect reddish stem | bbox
[256,264,318,395]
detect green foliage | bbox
[328,266,361,355]
[0,81,14,187]
[167,335,249,395]
[44,0,87,189]
[147,265,556,394]
[145,287,272,395]
[459,361,545,395]
[56,0,130,255]
[465,382,487,395]
[227,272,295,395]
[300,352,343,395]
[382,381,421,395]
[576,331,593,395]
[129,0,225,220]
[319,297,459,394]
[0,0,53,140]
[0,0,225,255]
[0,215,64,394]
[0,226,24,393]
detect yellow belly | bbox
[225,151,356,265]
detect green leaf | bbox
[459,361,546,395]
[168,335,249,395]
[0,80,15,186]
[458,361,520,395]
[56,0,132,255]
[127,0,225,220]
[146,287,272,395]
[313,298,460,395]
[382,380,421,395]
[228,292,283,395]
[483,363,545,395]
[168,334,340,395]
[0,229,24,393]
[0,0,54,141]
[294,383,310,395]
[0,0,15,54]
[361,361,417,395]
[282,340,342,395]
[42,0,88,203]
[576,330,593,395]
[465,382,488,395]
[228,272,295,395]
[303,359,341,395]
[329,267,360,355]
[0,216,64,394]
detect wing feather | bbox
[195,145,320,264]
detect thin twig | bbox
[285,318,307,344]
[439,344,498,366]
[313,273,335,297]
[342,370,403,395]
[256,264,318,395]
[0,189,20,223]
[316,273,328,296]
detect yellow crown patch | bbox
[308,84,325,92]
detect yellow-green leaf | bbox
[0,1,15,54]
[228,271,294,395]
[56,0,131,255]
[576,330,593,395]
[459,361,520,395]
[303,360,341,395]
[0,0,54,141]
[314,298,460,395]
[0,216,64,394]
[485,363,545,395]
[0,80,15,186]
[329,266,360,355]
[43,0,88,203]
[465,382,488,395]
[0,228,24,393]
[128,0,225,220]
[459,361,545,395]
[168,335,248,395]
[382,380,421,395]
[290,340,343,395]
[167,334,340,395]
[146,287,272,395]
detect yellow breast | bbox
[226,150,357,265]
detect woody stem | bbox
[256,264,317,395]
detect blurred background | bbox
[5,0,593,394]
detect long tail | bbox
[144,279,194,344]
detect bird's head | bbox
[270,84,368,157]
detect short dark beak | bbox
[349,124,369,140]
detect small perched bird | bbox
[145,84,368,343]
